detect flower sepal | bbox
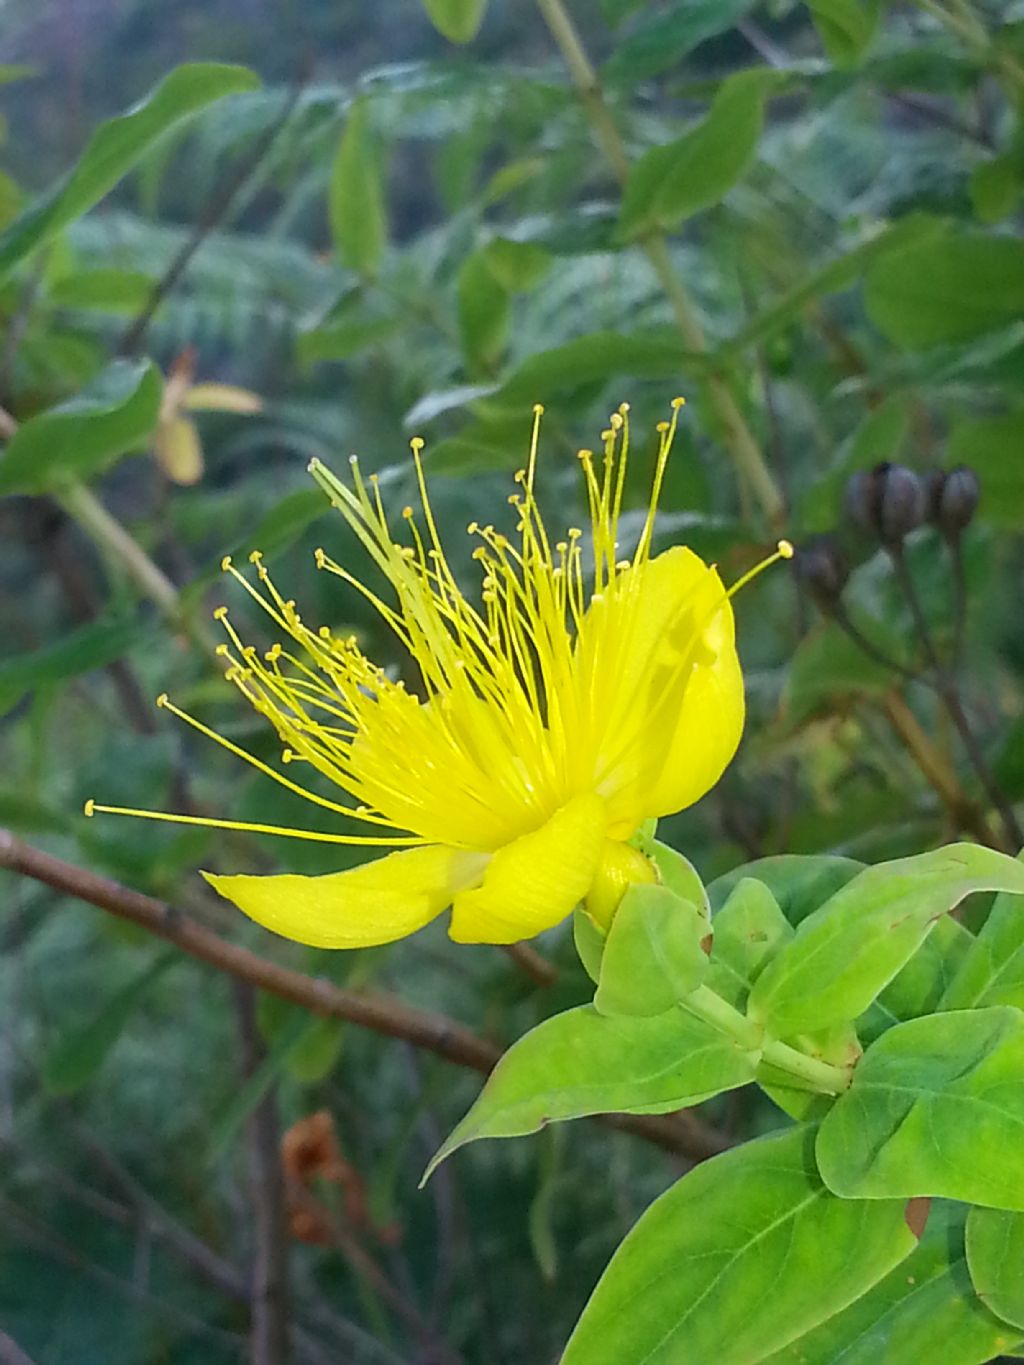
[593,882,711,1018]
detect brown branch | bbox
[0,1331,37,1365]
[0,826,727,1163]
[234,980,291,1365]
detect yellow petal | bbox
[155,416,203,485]
[449,793,605,944]
[203,845,487,949]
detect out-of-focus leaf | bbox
[421,0,487,43]
[43,952,177,1095]
[945,411,1024,527]
[480,237,551,292]
[0,617,147,715]
[457,249,510,372]
[496,329,707,406]
[806,0,882,67]
[781,619,897,726]
[0,360,162,494]
[970,149,1024,223]
[941,874,1024,1012]
[0,790,73,835]
[604,0,758,82]
[329,98,387,278]
[154,414,203,484]
[0,64,38,87]
[708,855,864,927]
[0,64,260,282]
[865,231,1024,347]
[184,383,262,414]
[297,315,404,364]
[619,69,781,238]
[47,267,154,312]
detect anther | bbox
[619,402,631,415]
[777,539,794,559]
[83,799,96,817]
[671,396,686,410]
[213,606,229,621]
[249,550,263,564]
[215,644,229,657]
[314,547,326,568]
[533,403,544,416]
[467,521,479,535]
[656,421,669,433]
[402,505,414,519]
[318,626,331,639]
[410,436,425,453]
[282,748,294,764]
[220,556,232,572]
[610,412,623,431]
[156,693,169,708]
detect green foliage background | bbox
[1,0,1023,1360]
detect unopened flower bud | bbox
[926,466,980,538]
[844,462,925,546]
[791,535,850,613]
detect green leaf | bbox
[707,854,864,928]
[765,1203,1022,1365]
[48,267,155,313]
[43,952,177,1095]
[329,98,387,278]
[817,1007,1024,1210]
[941,876,1024,1011]
[865,230,1024,348]
[781,619,896,726]
[457,249,510,372]
[494,329,707,405]
[970,150,1024,224]
[859,914,975,1044]
[421,0,487,43]
[644,839,711,918]
[946,411,1024,528]
[806,0,881,67]
[296,314,403,364]
[707,877,794,1009]
[0,64,260,283]
[594,885,709,1017]
[286,1016,345,1083]
[562,1125,916,1365]
[619,69,780,238]
[966,1206,1024,1331]
[573,907,606,984]
[603,0,758,82]
[0,616,147,715]
[424,1005,758,1179]
[479,237,551,292]
[747,844,1024,1038]
[0,360,162,495]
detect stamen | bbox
[82,801,421,846]
[726,539,794,600]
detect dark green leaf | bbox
[562,1125,916,1365]
[43,952,177,1095]
[457,250,509,371]
[0,360,162,494]
[817,1007,1024,1209]
[806,0,882,67]
[781,619,896,726]
[595,885,709,1016]
[619,69,781,237]
[748,844,1024,1037]
[966,1206,1024,1331]
[0,64,260,282]
[971,150,1024,224]
[329,98,387,277]
[495,329,706,407]
[604,0,758,82]
[0,616,147,714]
[48,268,155,313]
[766,1203,1022,1365]
[865,231,1024,347]
[946,411,1024,528]
[296,315,403,364]
[424,1005,758,1179]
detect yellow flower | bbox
[87,402,789,948]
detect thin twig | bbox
[234,980,291,1365]
[0,826,728,1163]
[118,82,305,357]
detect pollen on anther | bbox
[410,436,425,454]
[533,403,544,416]
[220,556,232,572]
[656,420,670,433]
[213,606,229,621]
[778,539,795,560]
[249,550,263,564]
[281,748,294,764]
[402,505,414,519]
[671,396,686,410]
[215,644,229,657]
[155,693,169,709]
[314,548,326,568]
[83,799,96,817]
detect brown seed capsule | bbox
[791,535,850,612]
[844,462,925,546]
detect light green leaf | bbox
[707,877,794,1009]
[747,844,1024,1038]
[562,1125,916,1365]
[421,0,487,43]
[424,1005,758,1180]
[48,267,155,313]
[329,98,387,277]
[946,411,1024,528]
[0,360,162,495]
[619,69,781,238]
[966,1206,1024,1331]
[708,854,864,927]
[0,616,147,715]
[595,885,709,1017]
[43,952,177,1095]
[865,231,1024,347]
[806,0,881,66]
[765,1203,1022,1365]
[941,876,1024,1011]
[573,907,605,984]
[644,839,710,918]
[479,236,551,292]
[297,314,403,364]
[859,914,975,1044]
[817,1007,1024,1210]
[970,151,1024,224]
[0,64,260,282]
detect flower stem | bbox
[761,1038,852,1095]
[533,0,786,528]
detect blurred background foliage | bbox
[1,0,1023,1360]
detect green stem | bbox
[534,0,785,528]
[682,985,851,1094]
